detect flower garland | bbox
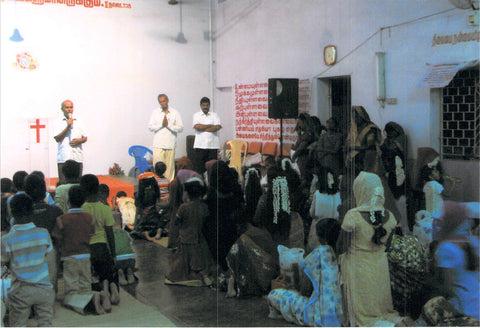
[272,176,290,224]
[369,186,385,223]
[109,163,124,176]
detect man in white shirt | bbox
[192,97,222,174]
[148,94,184,181]
[53,100,88,184]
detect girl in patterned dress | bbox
[267,218,343,326]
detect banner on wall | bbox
[0,0,132,9]
[234,79,311,146]
[13,52,38,71]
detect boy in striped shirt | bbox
[1,193,54,326]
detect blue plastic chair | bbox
[128,145,153,177]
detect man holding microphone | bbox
[53,100,88,184]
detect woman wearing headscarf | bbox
[337,171,402,326]
[381,121,409,230]
[423,201,479,323]
[203,160,244,273]
[310,117,343,178]
[225,167,275,298]
[344,106,382,177]
[292,113,315,181]
[226,164,303,297]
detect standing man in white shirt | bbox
[53,100,88,185]
[192,97,222,174]
[148,94,184,181]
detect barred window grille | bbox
[441,67,480,160]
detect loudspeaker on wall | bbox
[268,78,299,119]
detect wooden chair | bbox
[226,140,248,176]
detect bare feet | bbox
[225,276,236,298]
[126,267,136,284]
[93,292,104,315]
[118,268,128,286]
[100,290,112,313]
[109,282,120,305]
[203,276,213,287]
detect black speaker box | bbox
[268,78,299,119]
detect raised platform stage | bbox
[46,175,136,205]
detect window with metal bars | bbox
[441,66,479,160]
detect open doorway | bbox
[316,76,351,139]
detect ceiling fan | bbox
[449,0,479,9]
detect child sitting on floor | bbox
[2,194,55,326]
[112,191,136,232]
[98,184,110,206]
[113,227,137,286]
[53,185,107,315]
[154,161,170,208]
[165,177,214,287]
[80,174,119,306]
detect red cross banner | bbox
[29,118,47,143]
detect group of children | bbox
[0,162,137,326]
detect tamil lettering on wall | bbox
[1,0,132,9]
[234,79,311,146]
[432,30,479,47]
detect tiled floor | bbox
[121,239,294,327]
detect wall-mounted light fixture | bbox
[10,28,24,42]
[375,51,386,107]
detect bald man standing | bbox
[53,100,88,184]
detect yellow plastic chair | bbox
[226,140,248,177]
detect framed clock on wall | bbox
[324,45,337,66]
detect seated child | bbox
[307,166,341,253]
[1,194,55,326]
[80,175,119,306]
[268,218,342,326]
[53,185,107,315]
[154,161,170,208]
[112,191,136,232]
[165,178,213,287]
[98,184,110,206]
[113,227,137,286]
[1,178,14,233]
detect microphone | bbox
[68,113,74,128]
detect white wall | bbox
[212,0,479,159]
[1,0,211,178]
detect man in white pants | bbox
[148,94,184,181]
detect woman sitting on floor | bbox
[253,164,304,249]
[130,177,163,241]
[203,160,245,274]
[225,167,276,297]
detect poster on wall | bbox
[234,79,311,148]
[13,52,38,71]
